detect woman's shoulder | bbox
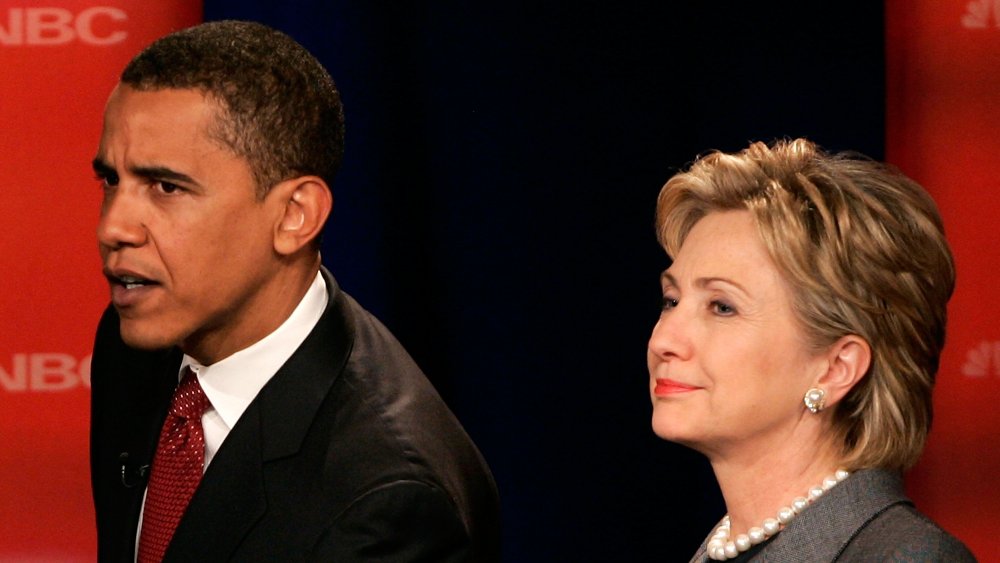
[839,503,976,562]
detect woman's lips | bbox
[654,378,700,397]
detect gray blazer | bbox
[689,469,976,562]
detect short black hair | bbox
[121,20,345,196]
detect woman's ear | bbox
[270,176,332,255]
[816,335,872,407]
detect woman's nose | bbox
[647,307,693,363]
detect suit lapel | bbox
[259,278,354,462]
[164,269,354,560]
[164,404,268,562]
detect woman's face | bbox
[648,210,826,457]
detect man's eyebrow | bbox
[90,159,199,187]
[92,158,115,177]
[129,165,198,186]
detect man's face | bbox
[95,85,285,363]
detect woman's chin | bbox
[651,416,696,447]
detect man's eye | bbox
[155,181,181,194]
[95,173,118,190]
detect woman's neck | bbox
[708,433,844,535]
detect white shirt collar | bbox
[180,270,329,431]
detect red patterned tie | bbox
[138,367,211,563]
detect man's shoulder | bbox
[305,287,490,483]
[327,289,455,433]
[284,288,500,553]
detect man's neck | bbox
[183,256,322,365]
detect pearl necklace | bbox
[706,469,850,561]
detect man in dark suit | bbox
[89,20,500,562]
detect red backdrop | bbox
[0,2,200,559]
[887,1,1000,559]
[2,1,997,560]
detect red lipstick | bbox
[654,378,699,397]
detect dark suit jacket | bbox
[91,270,501,562]
[689,468,975,562]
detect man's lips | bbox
[653,378,700,396]
[104,268,161,307]
[104,267,159,287]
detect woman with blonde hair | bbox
[648,138,975,561]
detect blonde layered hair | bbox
[656,138,955,471]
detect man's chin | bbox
[118,319,179,351]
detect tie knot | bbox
[170,367,211,420]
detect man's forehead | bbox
[106,83,221,117]
[100,86,227,152]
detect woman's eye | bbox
[712,300,736,316]
[661,296,679,311]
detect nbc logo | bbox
[960,341,1000,377]
[1,353,91,392]
[0,6,127,46]
[962,0,1000,28]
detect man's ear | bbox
[815,335,872,408]
[270,176,332,256]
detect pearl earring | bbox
[803,388,826,414]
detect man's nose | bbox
[97,186,147,251]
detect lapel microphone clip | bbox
[119,452,150,488]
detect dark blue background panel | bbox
[203,2,884,561]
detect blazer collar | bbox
[165,267,354,561]
[690,468,912,562]
[256,267,355,461]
